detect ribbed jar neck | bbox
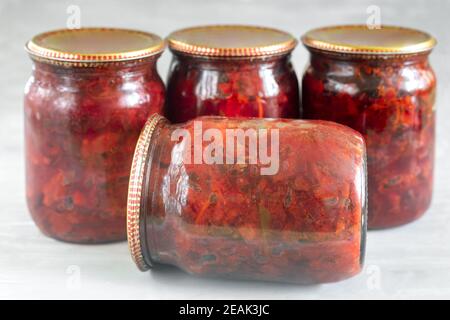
[171,52,292,70]
[139,117,172,268]
[31,58,160,80]
[308,50,431,68]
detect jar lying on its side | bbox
[127,114,367,284]
[301,25,436,229]
[24,28,165,243]
[165,25,300,123]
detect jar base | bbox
[368,208,430,230]
[38,229,127,244]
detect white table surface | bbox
[1,0,449,300]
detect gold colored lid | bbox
[127,113,166,272]
[167,25,297,57]
[302,25,436,56]
[26,28,165,66]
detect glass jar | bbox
[24,28,165,243]
[301,25,436,229]
[165,25,300,123]
[127,114,367,284]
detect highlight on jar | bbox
[24,28,166,243]
[165,25,301,123]
[127,114,368,284]
[300,25,437,229]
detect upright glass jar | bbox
[127,114,367,284]
[301,25,436,229]
[165,25,300,123]
[24,28,165,243]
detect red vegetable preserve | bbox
[301,25,436,229]
[165,25,300,123]
[127,114,367,284]
[24,28,165,243]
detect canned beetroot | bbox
[127,114,367,284]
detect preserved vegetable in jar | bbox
[165,25,300,123]
[24,28,165,243]
[301,25,436,229]
[127,114,367,284]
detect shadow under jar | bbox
[165,25,300,123]
[24,28,165,243]
[301,25,437,229]
[127,114,367,284]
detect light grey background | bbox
[0,0,449,299]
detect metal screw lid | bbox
[127,113,166,271]
[302,25,436,57]
[167,25,297,57]
[26,28,165,66]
